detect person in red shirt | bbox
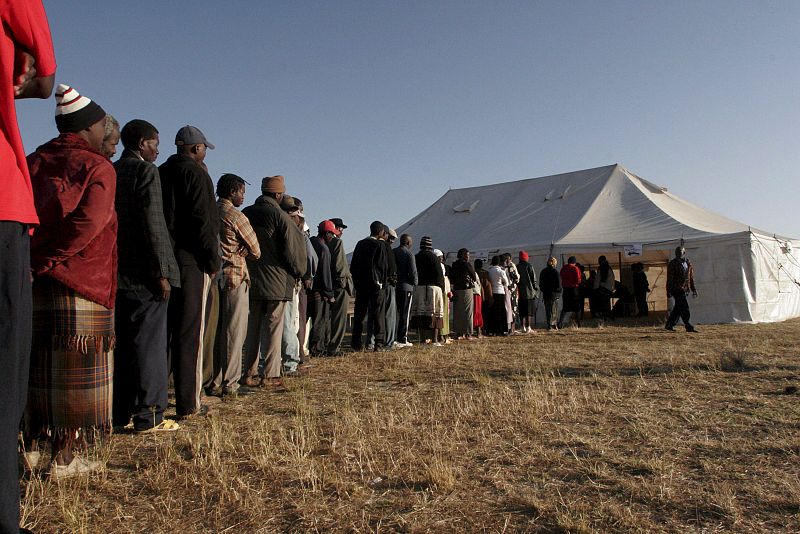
[558,256,583,328]
[0,0,55,530]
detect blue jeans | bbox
[281,287,300,372]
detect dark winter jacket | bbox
[415,249,444,290]
[158,153,220,274]
[517,260,538,299]
[539,265,562,296]
[310,235,334,299]
[350,236,388,292]
[242,195,307,300]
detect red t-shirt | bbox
[560,263,582,288]
[0,0,56,224]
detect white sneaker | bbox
[22,450,40,471]
[403,341,414,347]
[49,456,103,479]
[432,342,443,347]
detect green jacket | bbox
[242,195,307,300]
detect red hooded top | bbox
[28,133,118,308]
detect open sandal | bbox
[136,419,181,433]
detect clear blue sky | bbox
[16,1,800,248]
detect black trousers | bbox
[114,287,169,430]
[168,254,208,416]
[636,294,648,316]
[327,288,350,354]
[395,288,413,343]
[490,295,509,335]
[667,291,692,328]
[351,287,385,349]
[544,293,560,327]
[308,292,330,355]
[0,223,31,532]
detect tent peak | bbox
[446,163,621,193]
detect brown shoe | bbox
[260,377,286,389]
[242,376,262,387]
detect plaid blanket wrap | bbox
[26,278,114,436]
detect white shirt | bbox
[488,265,509,295]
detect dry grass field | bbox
[20,317,800,533]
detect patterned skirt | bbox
[26,278,114,437]
[410,285,444,330]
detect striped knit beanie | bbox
[420,236,433,250]
[54,84,106,133]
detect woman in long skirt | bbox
[24,88,117,477]
[450,249,476,339]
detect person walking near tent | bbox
[593,255,615,324]
[558,256,583,328]
[539,257,562,330]
[411,236,445,345]
[517,251,538,333]
[0,0,55,522]
[25,85,115,477]
[350,221,389,351]
[487,256,510,336]
[326,218,353,356]
[394,234,417,347]
[665,246,698,332]
[450,248,476,339]
[632,262,650,317]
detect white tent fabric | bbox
[396,164,800,324]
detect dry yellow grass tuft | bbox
[20,318,800,533]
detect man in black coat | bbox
[539,256,562,331]
[393,234,417,346]
[159,125,220,418]
[349,221,388,351]
[114,119,180,431]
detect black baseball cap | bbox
[330,218,347,229]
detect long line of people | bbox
[346,230,664,347]
[15,84,670,486]
[15,84,378,479]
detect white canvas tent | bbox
[396,164,800,324]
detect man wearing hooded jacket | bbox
[241,175,307,387]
